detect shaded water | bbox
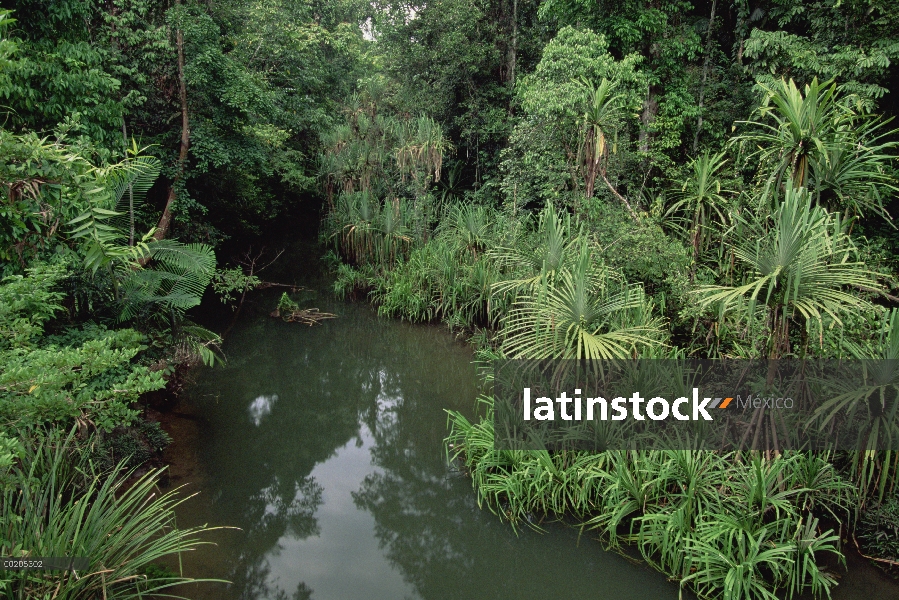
[166,275,899,600]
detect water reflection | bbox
[181,294,482,599]
[248,395,278,426]
[351,361,683,600]
[170,259,899,600]
[177,291,685,599]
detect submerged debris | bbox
[271,292,336,326]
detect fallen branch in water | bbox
[257,281,305,291]
[272,292,335,325]
[270,307,336,326]
[854,533,899,568]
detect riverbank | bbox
[154,262,899,599]
[156,282,692,600]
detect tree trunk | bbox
[152,11,189,244]
[509,0,517,87]
[638,86,659,154]
[122,120,135,247]
[601,173,638,221]
[692,0,717,153]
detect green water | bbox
[168,280,899,600]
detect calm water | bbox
[166,270,899,600]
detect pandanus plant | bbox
[576,77,625,200]
[3,428,226,599]
[733,77,899,219]
[442,203,491,258]
[696,185,875,360]
[735,78,840,192]
[665,151,734,264]
[499,243,663,360]
[395,115,451,188]
[488,202,580,297]
[812,308,899,505]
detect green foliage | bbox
[0,428,223,599]
[0,5,124,151]
[499,247,664,359]
[161,0,366,232]
[535,0,704,177]
[501,27,645,205]
[0,264,165,432]
[809,309,899,505]
[741,0,899,107]
[333,262,375,299]
[277,291,300,313]
[733,78,899,218]
[95,420,171,471]
[696,185,875,358]
[858,498,899,566]
[666,151,734,261]
[585,199,691,298]
[447,402,854,599]
[119,240,217,322]
[212,266,261,305]
[325,192,413,268]
[0,131,99,273]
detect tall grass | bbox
[447,400,855,600]
[1,428,225,599]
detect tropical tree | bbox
[733,78,899,219]
[696,185,875,359]
[576,77,626,201]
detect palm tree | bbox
[500,244,663,359]
[695,185,875,359]
[666,151,734,264]
[576,77,625,200]
[733,77,898,219]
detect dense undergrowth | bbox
[0,101,226,598]
[0,142,225,595]
[4,0,899,597]
[448,408,852,600]
[321,74,899,599]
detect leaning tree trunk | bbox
[152,8,189,244]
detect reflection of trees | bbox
[353,390,517,600]
[182,292,480,599]
[353,377,683,600]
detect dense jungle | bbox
[2,0,899,598]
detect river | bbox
[161,255,899,600]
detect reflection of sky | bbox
[260,388,415,600]
[248,395,277,426]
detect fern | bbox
[118,240,216,322]
[98,155,162,211]
[67,156,162,272]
